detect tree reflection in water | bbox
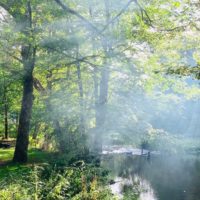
[102,154,200,200]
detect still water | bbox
[102,153,200,200]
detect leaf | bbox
[173,2,181,8]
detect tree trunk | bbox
[13,63,34,162]
[88,3,100,129]
[46,70,66,152]
[4,99,8,139]
[13,1,36,163]
[93,67,99,126]
[94,65,109,152]
[93,0,111,153]
[76,46,85,136]
[32,123,40,140]
[15,112,19,137]
[3,76,8,139]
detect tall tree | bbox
[93,0,112,152]
[13,1,36,162]
[76,46,85,136]
[2,74,8,139]
[0,1,36,162]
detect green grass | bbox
[28,148,55,163]
[0,148,54,163]
[0,148,56,180]
[0,148,14,163]
[0,164,30,180]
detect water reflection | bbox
[102,154,200,200]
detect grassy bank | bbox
[0,148,114,200]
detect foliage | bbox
[0,162,113,200]
[122,184,140,200]
[0,0,200,199]
[0,0,200,157]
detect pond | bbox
[101,151,200,200]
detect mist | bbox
[0,0,200,200]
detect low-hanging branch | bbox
[54,0,135,37]
[0,2,10,13]
[100,0,135,34]
[166,65,200,80]
[54,0,102,36]
[135,0,153,27]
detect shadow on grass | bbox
[0,148,56,180]
[28,148,57,165]
[0,163,30,180]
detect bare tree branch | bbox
[54,0,102,36]
[55,0,136,37]
[0,2,10,13]
[101,0,134,33]
[134,0,153,26]
[4,50,23,63]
